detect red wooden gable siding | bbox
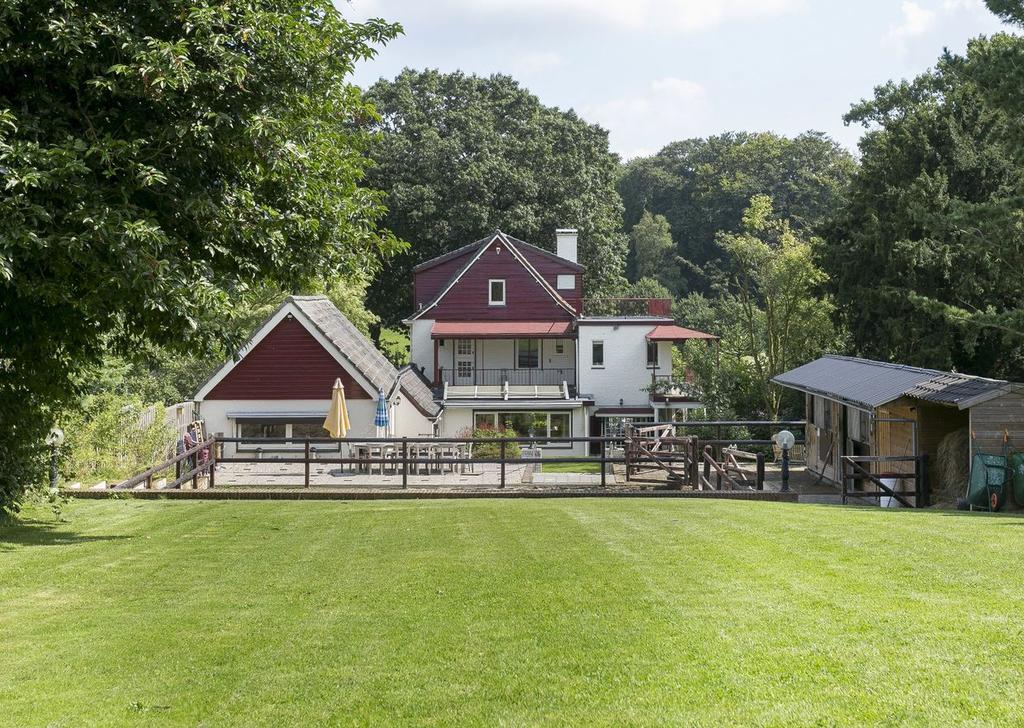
[414,239,582,320]
[414,248,476,309]
[424,239,575,321]
[520,245,582,311]
[205,316,371,400]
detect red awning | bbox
[646,325,718,342]
[431,321,574,339]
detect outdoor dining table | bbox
[347,441,471,476]
[349,442,397,475]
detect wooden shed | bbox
[772,356,1024,501]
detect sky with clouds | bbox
[342,0,1012,159]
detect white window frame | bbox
[556,274,575,290]
[456,339,474,356]
[472,410,573,449]
[592,340,605,368]
[236,421,325,450]
[488,279,506,306]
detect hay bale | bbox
[934,427,969,506]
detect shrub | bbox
[459,425,522,460]
[61,394,176,484]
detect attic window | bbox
[489,279,506,306]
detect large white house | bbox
[405,229,717,456]
[193,230,717,457]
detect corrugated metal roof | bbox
[772,355,1010,410]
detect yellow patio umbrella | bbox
[323,378,351,438]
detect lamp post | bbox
[776,429,795,493]
[45,427,65,492]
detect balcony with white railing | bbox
[438,366,576,392]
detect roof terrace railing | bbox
[579,298,673,318]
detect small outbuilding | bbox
[195,296,441,456]
[772,356,1024,501]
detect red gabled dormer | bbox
[409,230,583,322]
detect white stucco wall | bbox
[576,323,672,407]
[199,397,433,456]
[408,319,434,374]
[478,339,513,369]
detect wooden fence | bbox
[840,454,930,508]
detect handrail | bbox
[114,437,215,490]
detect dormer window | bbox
[489,279,506,306]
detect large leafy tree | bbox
[710,196,842,420]
[618,131,856,296]
[821,7,1024,378]
[364,69,628,325]
[0,0,401,513]
[628,211,681,291]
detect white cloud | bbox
[345,0,804,33]
[888,1,938,40]
[884,1,938,50]
[583,77,708,160]
[510,50,563,75]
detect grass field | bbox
[3,498,1024,726]
[539,461,602,474]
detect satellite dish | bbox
[45,427,65,447]
[775,429,795,451]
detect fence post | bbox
[756,453,765,491]
[702,446,711,490]
[208,441,216,489]
[500,439,506,489]
[402,438,409,489]
[600,438,607,487]
[841,458,848,505]
[304,438,310,488]
[917,453,929,508]
[623,433,631,482]
[689,437,699,488]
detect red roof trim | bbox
[646,325,719,341]
[431,321,574,339]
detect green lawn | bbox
[3,499,1024,726]
[540,461,603,474]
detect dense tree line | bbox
[617,132,856,297]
